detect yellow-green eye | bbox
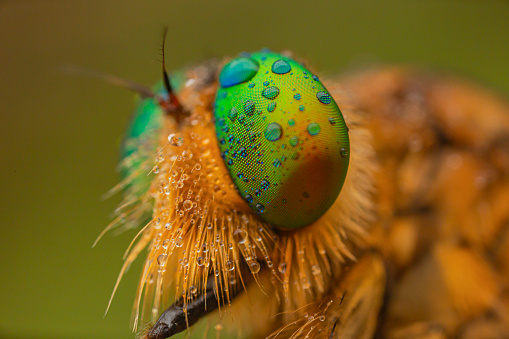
[214,51,350,229]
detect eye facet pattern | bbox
[214,51,350,229]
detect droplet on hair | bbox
[278,262,287,274]
[233,228,248,244]
[162,239,170,249]
[157,254,168,266]
[249,261,260,274]
[168,133,183,146]
[225,260,235,271]
[183,200,193,211]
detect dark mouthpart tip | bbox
[146,322,172,339]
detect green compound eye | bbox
[214,51,350,229]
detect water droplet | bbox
[289,136,299,147]
[319,316,325,322]
[311,264,320,275]
[260,179,270,190]
[157,254,168,266]
[273,158,281,168]
[162,239,170,249]
[245,194,253,203]
[196,256,204,266]
[175,237,183,247]
[153,166,160,174]
[264,123,283,141]
[248,82,255,88]
[244,101,255,116]
[316,91,332,104]
[226,260,235,271]
[278,262,287,274]
[233,229,248,244]
[267,102,276,112]
[219,57,259,88]
[255,189,261,196]
[190,285,197,295]
[255,203,265,213]
[249,261,261,273]
[183,200,193,211]
[299,105,305,111]
[239,147,247,158]
[168,133,183,146]
[228,107,238,121]
[328,117,336,125]
[307,122,321,136]
[261,86,280,100]
[291,152,300,160]
[263,80,269,86]
[293,93,301,100]
[229,275,237,285]
[340,147,348,158]
[271,59,291,74]
[312,75,319,81]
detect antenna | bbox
[161,26,184,113]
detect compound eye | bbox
[214,51,350,230]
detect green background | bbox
[0,0,508,338]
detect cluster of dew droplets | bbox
[144,131,209,322]
[264,230,334,326]
[130,126,278,326]
[296,299,332,338]
[268,299,332,339]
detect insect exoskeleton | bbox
[114,50,376,338]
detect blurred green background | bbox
[1,0,508,338]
